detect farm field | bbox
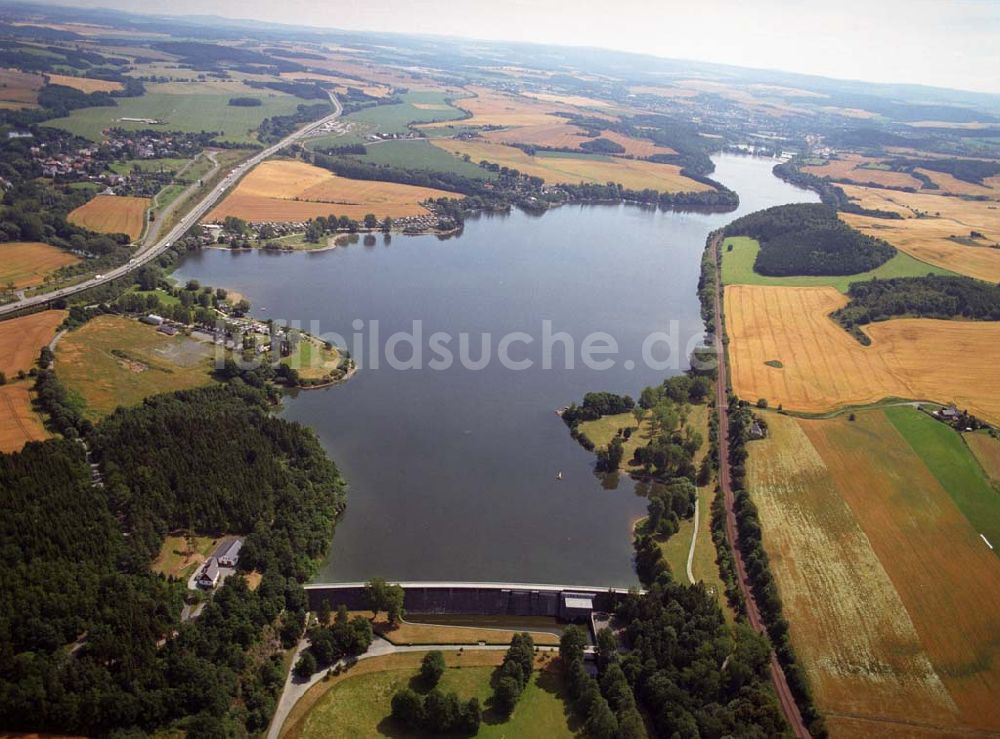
[45,73,123,93]
[0,67,43,107]
[342,91,466,134]
[724,284,1000,423]
[205,159,455,222]
[68,194,149,240]
[800,154,924,189]
[915,169,1000,198]
[351,139,495,179]
[44,86,311,143]
[0,241,80,288]
[432,139,711,192]
[884,406,1000,549]
[837,183,1000,281]
[747,410,1000,734]
[482,123,675,157]
[55,315,216,419]
[0,310,66,377]
[965,433,1000,484]
[350,612,561,646]
[283,652,573,739]
[422,85,614,130]
[279,71,390,98]
[0,384,49,453]
[719,235,952,291]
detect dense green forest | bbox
[0,381,345,735]
[833,275,1000,341]
[723,202,896,276]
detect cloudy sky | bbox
[60,0,1000,93]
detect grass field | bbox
[745,409,1000,733]
[0,241,80,288]
[109,157,193,175]
[280,71,390,98]
[0,383,49,453]
[205,159,455,223]
[422,86,580,129]
[68,194,149,240]
[44,86,311,144]
[55,315,216,419]
[343,91,466,134]
[800,154,924,189]
[576,411,649,473]
[432,139,711,192]
[281,337,341,381]
[46,73,123,93]
[0,310,65,376]
[885,406,1000,549]
[724,284,1000,423]
[0,67,43,108]
[965,433,1000,485]
[284,652,574,739]
[348,612,561,646]
[353,139,495,179]
[838,184,1000,282]
[150,534,220,580]
[719,235,953,292]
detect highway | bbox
[0,93,342,318]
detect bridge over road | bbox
[304,580,641,620]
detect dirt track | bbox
[710,236,811,738]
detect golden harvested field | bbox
[522,91,611,108]
[915,169,1000,198]
[836,186,1000,282]
[0,241,79,288]
[749,412,960,731]
[432,139,711,192]
[750,411,1000,734]
[483,122,591,148]
[205,159,454,223]
[55,315,216,419]
[0,384,49,453]
[423,85,615,129]
[0,310,66,376]
[724,284,1000,423]
[46,73,123,93]
[800,154,923,189]
[68,194,149,240]
[599,129,676,157]
[965,433,1000,483]
[0,67,43,107]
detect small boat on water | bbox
[556,471,563,480]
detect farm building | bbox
[196,558,220,589]
[217,538,243,567]
[142,314,164,326]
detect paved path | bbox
[0,93,342,318]
[710,236,810,738]
[685,497,699,584]
[266,634,555,739]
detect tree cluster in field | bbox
[727,398,827,736]
[491,633,535,716]
[228,96,263,107]
[294,605,373,678]
[364,576,406,624]
[257,102,331,143]
[0,380,346,736]
[579,136,626,154]
[723,202,896,276]
[390,651,482,734]
[833,275,1000,343]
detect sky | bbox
[59,0,1000,94]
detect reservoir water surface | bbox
[174,154,817,586]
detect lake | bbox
[174,154,817,587]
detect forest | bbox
[723,202,896,276]
[0,380,346,736]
